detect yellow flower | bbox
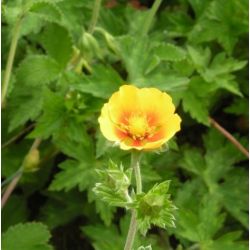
[98,85,181,150]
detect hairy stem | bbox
[209,117,249,158]
[88,0,102,34]
[1,17,23,107]
[141,0,162,36]
[1,138,42,209]
[124,151,142,250]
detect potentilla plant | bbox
[94,85,181,250]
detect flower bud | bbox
[80,32,102,59]
[23,149,40,173]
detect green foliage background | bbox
[1,0,249,249]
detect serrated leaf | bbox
[29,89,65,139]
[154,43,186,62]
[176,193,225,242]
[2,222,53,250]
[218,169,248,228]
[179,148,206,175]
[136,72,190,92]
[39,191,87,229]
[49,160,93,192]
[29,1,62,23]
[82,224,123,250]
[16,55,60,86]
[224,98,249,116]
[188,0,248,53]
[182,89,209,125]
[73,65,124,99]
[2,195,28,232]
[41,23,72,67]
[208,231,248,250]
[8,85,44,131]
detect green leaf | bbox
[8,85,44,132]
[2,195,28,232]
[182,89,209,125]
[29,89,65,139]
[208,231,248,250]
[224,98,249,116]
[154,43,186,62]
[82,224,124,250]
[187,46,211,70]
[188,0,248,53]
[82,215,162,250]
[28,1,63,24]
[135,181,176,235]
[136,72,190,92]
[88,195,116,226]
[179,148,206,175]
[74,65,124,99]
[2,222,53,250]
[49,160,93,192]
[218,169,248,228]
[41,23,73,67]
[39,191,87,229]
[175,193,225,243]
[16,55,60,86]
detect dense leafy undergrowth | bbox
[1,0,249,249]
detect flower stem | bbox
[1,17,23,108]
[88,0,102,34]
[141,0,162,36]
[124,151,142,250]
[1,138,42,209]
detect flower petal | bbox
[98,103,117,141]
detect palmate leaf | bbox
[187,46,246,96]
[182,88,209,125]
[8,55,61,131]
[8,85,44,132]
[73,65,124,99]
[49,160,93,192]
[188,0,248,53]
[224,98,249,116]
[175,187,225,243]
[179,128,248,227]
[154,43,186,62]
[207,231,248,250]
[82,216,162,250]
[39,191,87,229]
[218,169,248,228]
[2,222,53,250]
[29,89,65,139]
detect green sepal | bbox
[138,245,152,250]
[133,181,177,236]
[93,160,132,208]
